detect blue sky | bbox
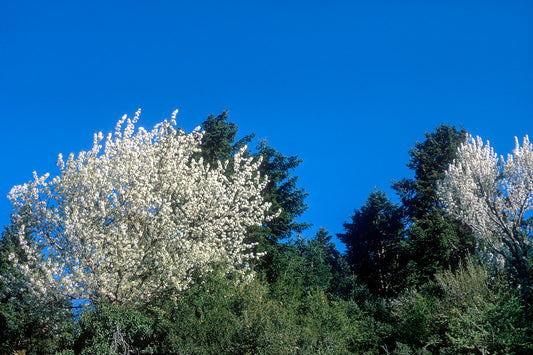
[2,1,532,248]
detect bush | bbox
[434,260,532,354]
[75,303,154,354]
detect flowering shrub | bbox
[8,110,272,305]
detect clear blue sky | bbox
[2,1,532,248]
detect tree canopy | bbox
[1,113,531,354]
[7,110,272,306]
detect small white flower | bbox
[8,109,273,305]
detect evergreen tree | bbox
[338,190,404,297]
[199,111,255,168]
[302,227,349,296]
[199,112,309,251]
[267,228,349,300]
[393,124,476,285]
[252,140,310,242]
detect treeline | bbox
[1,113,532,354]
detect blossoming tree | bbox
[8,110,273,305]
[438,134,533,289]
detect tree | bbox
[439,134,533,295]
[301,227,348,295]
[0,227,74,353]
[250,141,309,244]
[393,124,476,285]
[267,228,349,299]
[338,190,404,297]
[199,111,255,169]
[7,110,272,306]
[198,112,309,255]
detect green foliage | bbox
[295,290,360,354]
[254,140,310,240]
[302,228,349,295]
[4,118,533,354]
[342,296,396,354]
[390,289,441,352]
[72,265,527,355]
[199,111,254,168]
[393,124,476,285]
[338,190,405,297]
[394,124,467,218]
[199,112,309,254]
[0,227,75,354]
[264,249,395,353]
[266,228,349,300]
[434,260,532,354]
[389,260,533,354]
[75,303,154,354]
[72,270,404,354]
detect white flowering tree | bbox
[438,134,533,288]
[8,110,273,306]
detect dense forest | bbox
[1,112,532,354]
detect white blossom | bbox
[438,134,533,281]
[8,110,272,305]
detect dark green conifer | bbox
[338,190,404,297]
[393,124,476,285]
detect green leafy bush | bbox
[434,260,532,354]
[75,303,154,354]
